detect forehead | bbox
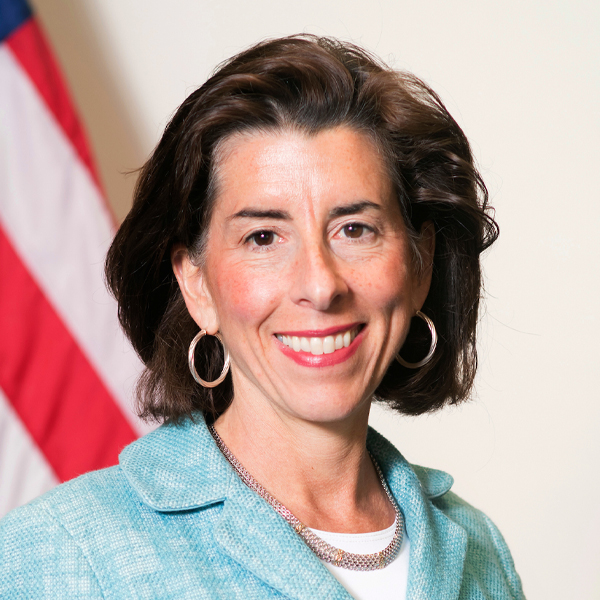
[210,126,393,214]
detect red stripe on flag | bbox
[5,18,115,227]
[0,225,137,482]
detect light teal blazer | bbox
[0,417,524,599]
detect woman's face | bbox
[175,127,433,425]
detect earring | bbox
[396,310,437,369]
[188,330,230,388]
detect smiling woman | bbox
[0,36,523,600]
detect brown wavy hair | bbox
[105,35,498,423]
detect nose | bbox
[290,241,349,310]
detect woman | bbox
[0,36,524,599]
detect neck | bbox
[213,388,395,533]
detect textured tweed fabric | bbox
[0,416,525,599]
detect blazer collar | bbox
[120,415,233,511]
[120,416,467,600]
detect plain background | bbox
[29,1,599,598]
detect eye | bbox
[342,223,367,238]
[247,230,277,246]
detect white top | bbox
[311,519,409,600]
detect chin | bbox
[286,392,372,426]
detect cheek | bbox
[210,260,283,331]
[353,253,414,312]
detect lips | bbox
[275,326,361,356]
[274,324,365,367]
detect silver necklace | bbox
[208,424,404,571]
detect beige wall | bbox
[31,0,600,597]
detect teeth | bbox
[277,327,359,355]
[310,337,323,355]
[343,330,351,347]
[322,336,335,354]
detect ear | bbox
[412,221,436,311]
[171,245,220,334]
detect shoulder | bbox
[1,463,127,526]
[432,490,523,581]
[2,465,138,532]
[0,468,127,599]
[0,422,229,598]
[411,461,522,563]
[368,430,525,599]
[418,475,525,599]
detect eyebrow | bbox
[229,209,291,221]
[328,201,382,218]
[229,201,381,222]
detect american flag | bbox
[0,0,147,516]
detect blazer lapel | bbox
[214,474,353,600]
[403,491,467,600]
[367,429,467,600]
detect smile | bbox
[275,325,361,356]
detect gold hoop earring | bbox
[188,330,230,388]
[396,310,437,369]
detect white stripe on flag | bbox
[0,387,59,518]
[0,47,150,435]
